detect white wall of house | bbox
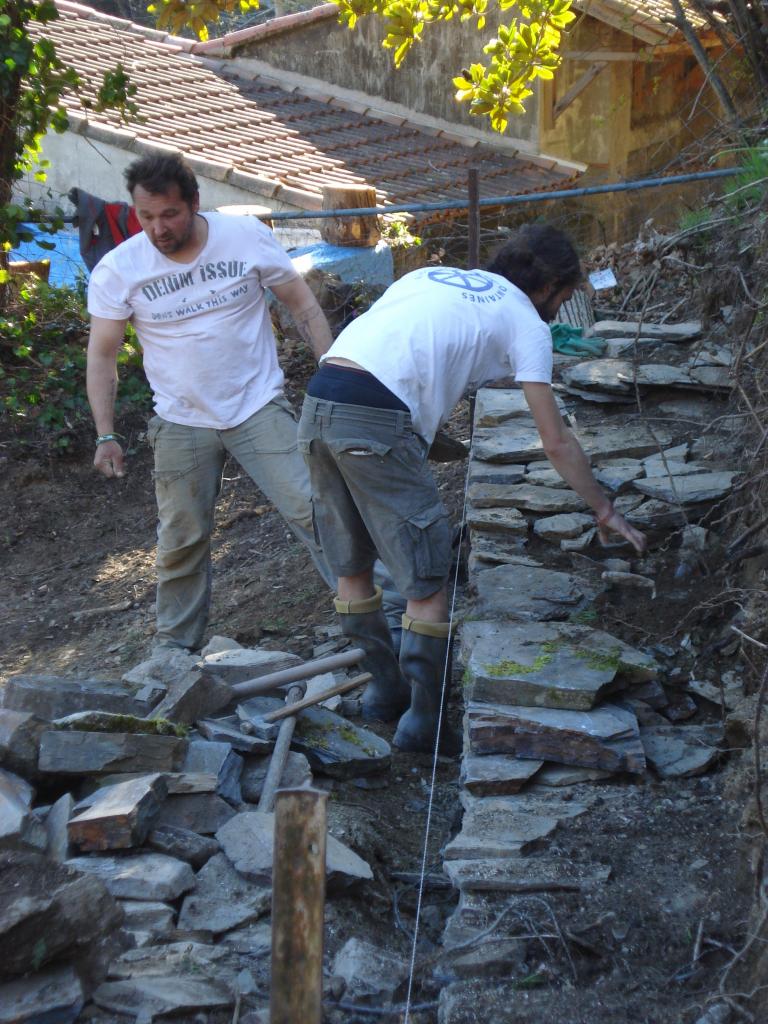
[14,130,306,216]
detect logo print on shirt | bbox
[427,269,493,292]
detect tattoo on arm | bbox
[292,303,332,358]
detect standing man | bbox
[298,223,647,756]
[86,153,337,651]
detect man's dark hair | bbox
[124,154,199,203]
[485,223,581,295]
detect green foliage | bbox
[380,214,422,248]
[92,64,139,122]
[0,281,150,446]
[0,0,79,259]
[332,0,575,132]
[148,0,260,41]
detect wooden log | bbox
[320,184,380,248]
[67,774,167,852]
[270,789,327,1024]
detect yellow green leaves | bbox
[333,0,573,131]
[150,0,260,40]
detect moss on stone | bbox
[54,712,187,737]
[570,606,598,624]
[574,646,623,672]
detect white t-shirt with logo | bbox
[87,213,297,429]
[323,266,553,442]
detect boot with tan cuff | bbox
[392,615,461,757]
[334,585,412,722]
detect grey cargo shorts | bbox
[297,395,452,600]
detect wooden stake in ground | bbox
[320,183,381,247]
[270,788,327,1024]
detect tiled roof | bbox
[33,2,580,214]
[573,0,713,45]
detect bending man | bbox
[298,224,646,756]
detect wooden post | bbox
[320,183,381,247]
[270,788,327,1024]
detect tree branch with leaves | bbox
[331,0,575,132]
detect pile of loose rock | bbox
[0,639,395,1022]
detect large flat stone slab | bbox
[238,699,390,779]
[1,675,158,720]
[533,512,594,541]
[467,701,646,773]
[443,858,612,893]
[633,471,736,504]
[468,532,529,571]
[155,792,237,835]
[147,824,220,869]
[38,731,187,776]
[444,794,588,860]
[0,768,45,852]
[0,709,46,778]
[93,976,233,1019]
[182,740,243,803]
[468,460,527,486]
[216,810,373,887]
[201,646,302,684]
[67,774,167,852]
[178,852,270,934]
[460,753,542,796]
[525,462,571,488]
[66,852,195,900]
[332,938,409,1001]
[0,966,84,1024]
[641,725,722,777]
[595,458,645,493]
[466,506,528,535]
[469,482,587,513]
[0,850,125,979]
[474,564,600,621]
[461,620,657,711]
[589,319,701,341]
[474,421,673,464]
[474,388,533,426]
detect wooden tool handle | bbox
[262,672,372,724]
[230,648,365,698]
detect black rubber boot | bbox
[334,586,412,722]
[392,615,462,757]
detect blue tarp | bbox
[11,226,87,288]
[10,227,393,292]
[289,239,394,289]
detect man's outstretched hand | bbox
[595,507,647,554]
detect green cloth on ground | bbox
[550,323,606,357]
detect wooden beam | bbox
[553,62,609,121]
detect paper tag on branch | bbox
[589,268,618,291]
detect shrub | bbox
[0,280,150,448]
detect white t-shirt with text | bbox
[323,266,553,442]
[87,213,297,429]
